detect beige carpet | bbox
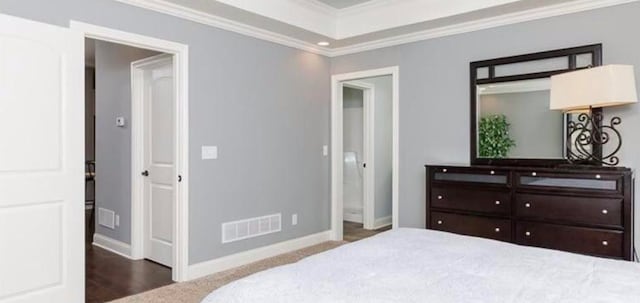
[110,241,346,303]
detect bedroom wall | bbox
[330,1,640,249]
[93,41,159,243]
[0,0,331,264]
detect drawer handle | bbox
[490,170,495,175]
[531,172,537,176]
[442,168,447,173]
[602,209,608,214]
[495,200,501,205]
[595,174,601,179]
[525,203,531,208]
[525,231,531,237]
[437,220,443,225]
[602,241,608,246]
[494,228,501,233]
[437,195,443,200]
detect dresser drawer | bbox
[515,194,623,227]
[431,212,511,242]
[516,221,623,258]
[431,187,510,215]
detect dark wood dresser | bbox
[425,165,634,260]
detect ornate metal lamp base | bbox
[566,108,622,166]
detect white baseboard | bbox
[93,233,134,260]
[344,212,363,223]
[373,215,392,229]
[187,230,332,280]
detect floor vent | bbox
[222,213,281,243]
[98,208,115,229]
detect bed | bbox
[202,228,640,303]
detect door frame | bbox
[131,53,175,267]
[70,21,190,282]
[341,81,375,229]
[330,66,399,241]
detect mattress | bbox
[202,228,640,303]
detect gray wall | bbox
[1,0,331,264]
[479,90,563,158]
[94,41,158,242]
[330,1,640,249]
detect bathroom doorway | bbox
[331,67,399,242]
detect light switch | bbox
[202,146,218,160]
[322,145,328,156]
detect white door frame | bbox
[69,21,190,282]
[330,66,399,241]
[342,81,375,230]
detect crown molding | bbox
[296,0,339,16]
[329,0,639,56]
[114,0,637,58]
[114,0,331,56]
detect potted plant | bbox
[478,114,516,158]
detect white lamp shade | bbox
[550,64,638,111]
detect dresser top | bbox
[425,164,632,175]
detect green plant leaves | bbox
[478,114,516,158]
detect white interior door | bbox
[140,55,175,267]
[0,14,84,303]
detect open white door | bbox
[134,55,175,267]
[0,14,84,303]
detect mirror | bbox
[470,44,602,166]
[476,78,564,159]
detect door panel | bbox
[142,56,174,267]
[0,14,83,303]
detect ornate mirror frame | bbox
[470,44,603,166]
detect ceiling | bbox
[315,0,373,9]
[116,0,637,56]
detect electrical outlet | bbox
[292,214,298,226]
[115,214,120,227]
[322,145,328,156]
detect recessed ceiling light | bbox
[317,41,330,46]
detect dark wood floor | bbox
[85,210,173,303]
[343,221,392,242]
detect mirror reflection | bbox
[476,78,565,159]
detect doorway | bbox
[331,67,399,242]
[73,22,189,303]
[71,22,189,285]
[83,39,175,302]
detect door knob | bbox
[141,170,149,177]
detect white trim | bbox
[330,0,638,56]
[114,0,331,56]
[70,21,190,282]
[92,234,134,259]
[114,0,635,57]
[373,215,392,229]
[187,231,332,280]
[342,80,376,230]
[331,66,400,241]
[215,0,337,37]
[343,211,363,224]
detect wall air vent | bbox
[97,208,115,229]
[222,213,281,243]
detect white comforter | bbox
[202,228,640,303]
